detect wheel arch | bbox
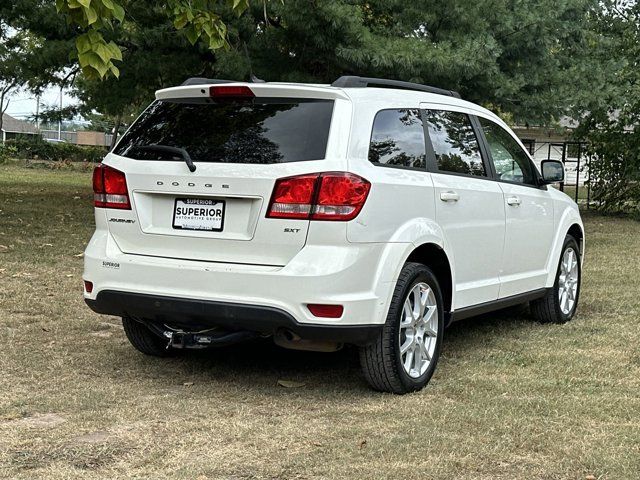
[544,207,585,288]
[373,218,455,327]
[405,243,454,322]
[567,223,585,256]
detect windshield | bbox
[113,98,334,164]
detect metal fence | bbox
[521,139,590,204]
[40,129,77,143]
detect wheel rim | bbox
[558,247,579,315]
[399,282,438,379]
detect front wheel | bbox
[359,263,444,394]
[530,235,581,323]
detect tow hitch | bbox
[162,329,258,350]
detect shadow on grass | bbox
[103,304,537,394]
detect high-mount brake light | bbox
[209,85,255,98]
[92,164,131,209]
[267,172,370,221]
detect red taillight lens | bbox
[92,165,104,194]
[312,173,371,221]
[83,280,93,293]
[92,164,131,209]
[267,174,320,219]
[267,172,370,221]
[307,304,344,318]
[209,85,255,98]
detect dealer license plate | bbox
[172,198,225,232]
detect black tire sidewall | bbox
[390,265,445,391]
[552,236,581,322]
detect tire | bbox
[530,235,581,324]
[122,316,172,357]
[359,262,445,394]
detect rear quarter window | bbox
[368,109,426,169]
[114,98,334,164]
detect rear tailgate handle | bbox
[440,191,460,202]
[506,195,522,206]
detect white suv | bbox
[84,76,584,394]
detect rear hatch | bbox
[103,83,349,266]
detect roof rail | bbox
[331,76,461,99]
[181,77,237,86]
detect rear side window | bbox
[424,110,486,177]
[368,109,426,169]
[113,98,334,164]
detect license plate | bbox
[172,198,225,232]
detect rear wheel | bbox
[359,262,444,394]
[122,316,172,357]
[530,235,581,323]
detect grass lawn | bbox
[0,161,639,479]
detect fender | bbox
[544,205,584,288]
[371,217,456,323]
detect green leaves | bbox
[72,28,120,79]
[169,0,248,50]
[58,0,255,80]
[56,0,128,79]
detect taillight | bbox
[209,85,255,98]
[313,173,371,221]
[267,174,319,219]
[267,172,370,221]
[93,164,131,209]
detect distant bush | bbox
[582,117,640,218]
[0,143,18,164]
[5,137,106,164]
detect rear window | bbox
[113,98,334,164]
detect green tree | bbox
[55,0,253,79]
[576,1,640,216]
[2,0,615,133]
[243,0,602,123]
[0,25,33,134]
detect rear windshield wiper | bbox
[131,144,196,172]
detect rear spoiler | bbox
[156,82,349,101]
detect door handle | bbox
[506,195,521,206]
[440,191,460,202]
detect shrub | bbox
[582,115,640,218]
[0,143,18,163]
[5,137,106,164]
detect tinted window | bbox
[424,110,485,176]
[368,109,426,169]
[114,98,334,164]
[479,118,537,185]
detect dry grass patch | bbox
[1,163,639,479]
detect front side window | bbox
[114,98,334,164]
[424,110,486,177]
[368,109,426,169]
[479,118,537,185]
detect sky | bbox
[5,86,77,120]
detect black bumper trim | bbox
[85,290,382,345]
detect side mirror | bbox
[541,159,565,184]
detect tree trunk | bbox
[110,114,122,150]
[0,91,5,136]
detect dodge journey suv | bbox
[84,76,584,394]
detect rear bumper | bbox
[85,290,382,345]
[83,228,411,343]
